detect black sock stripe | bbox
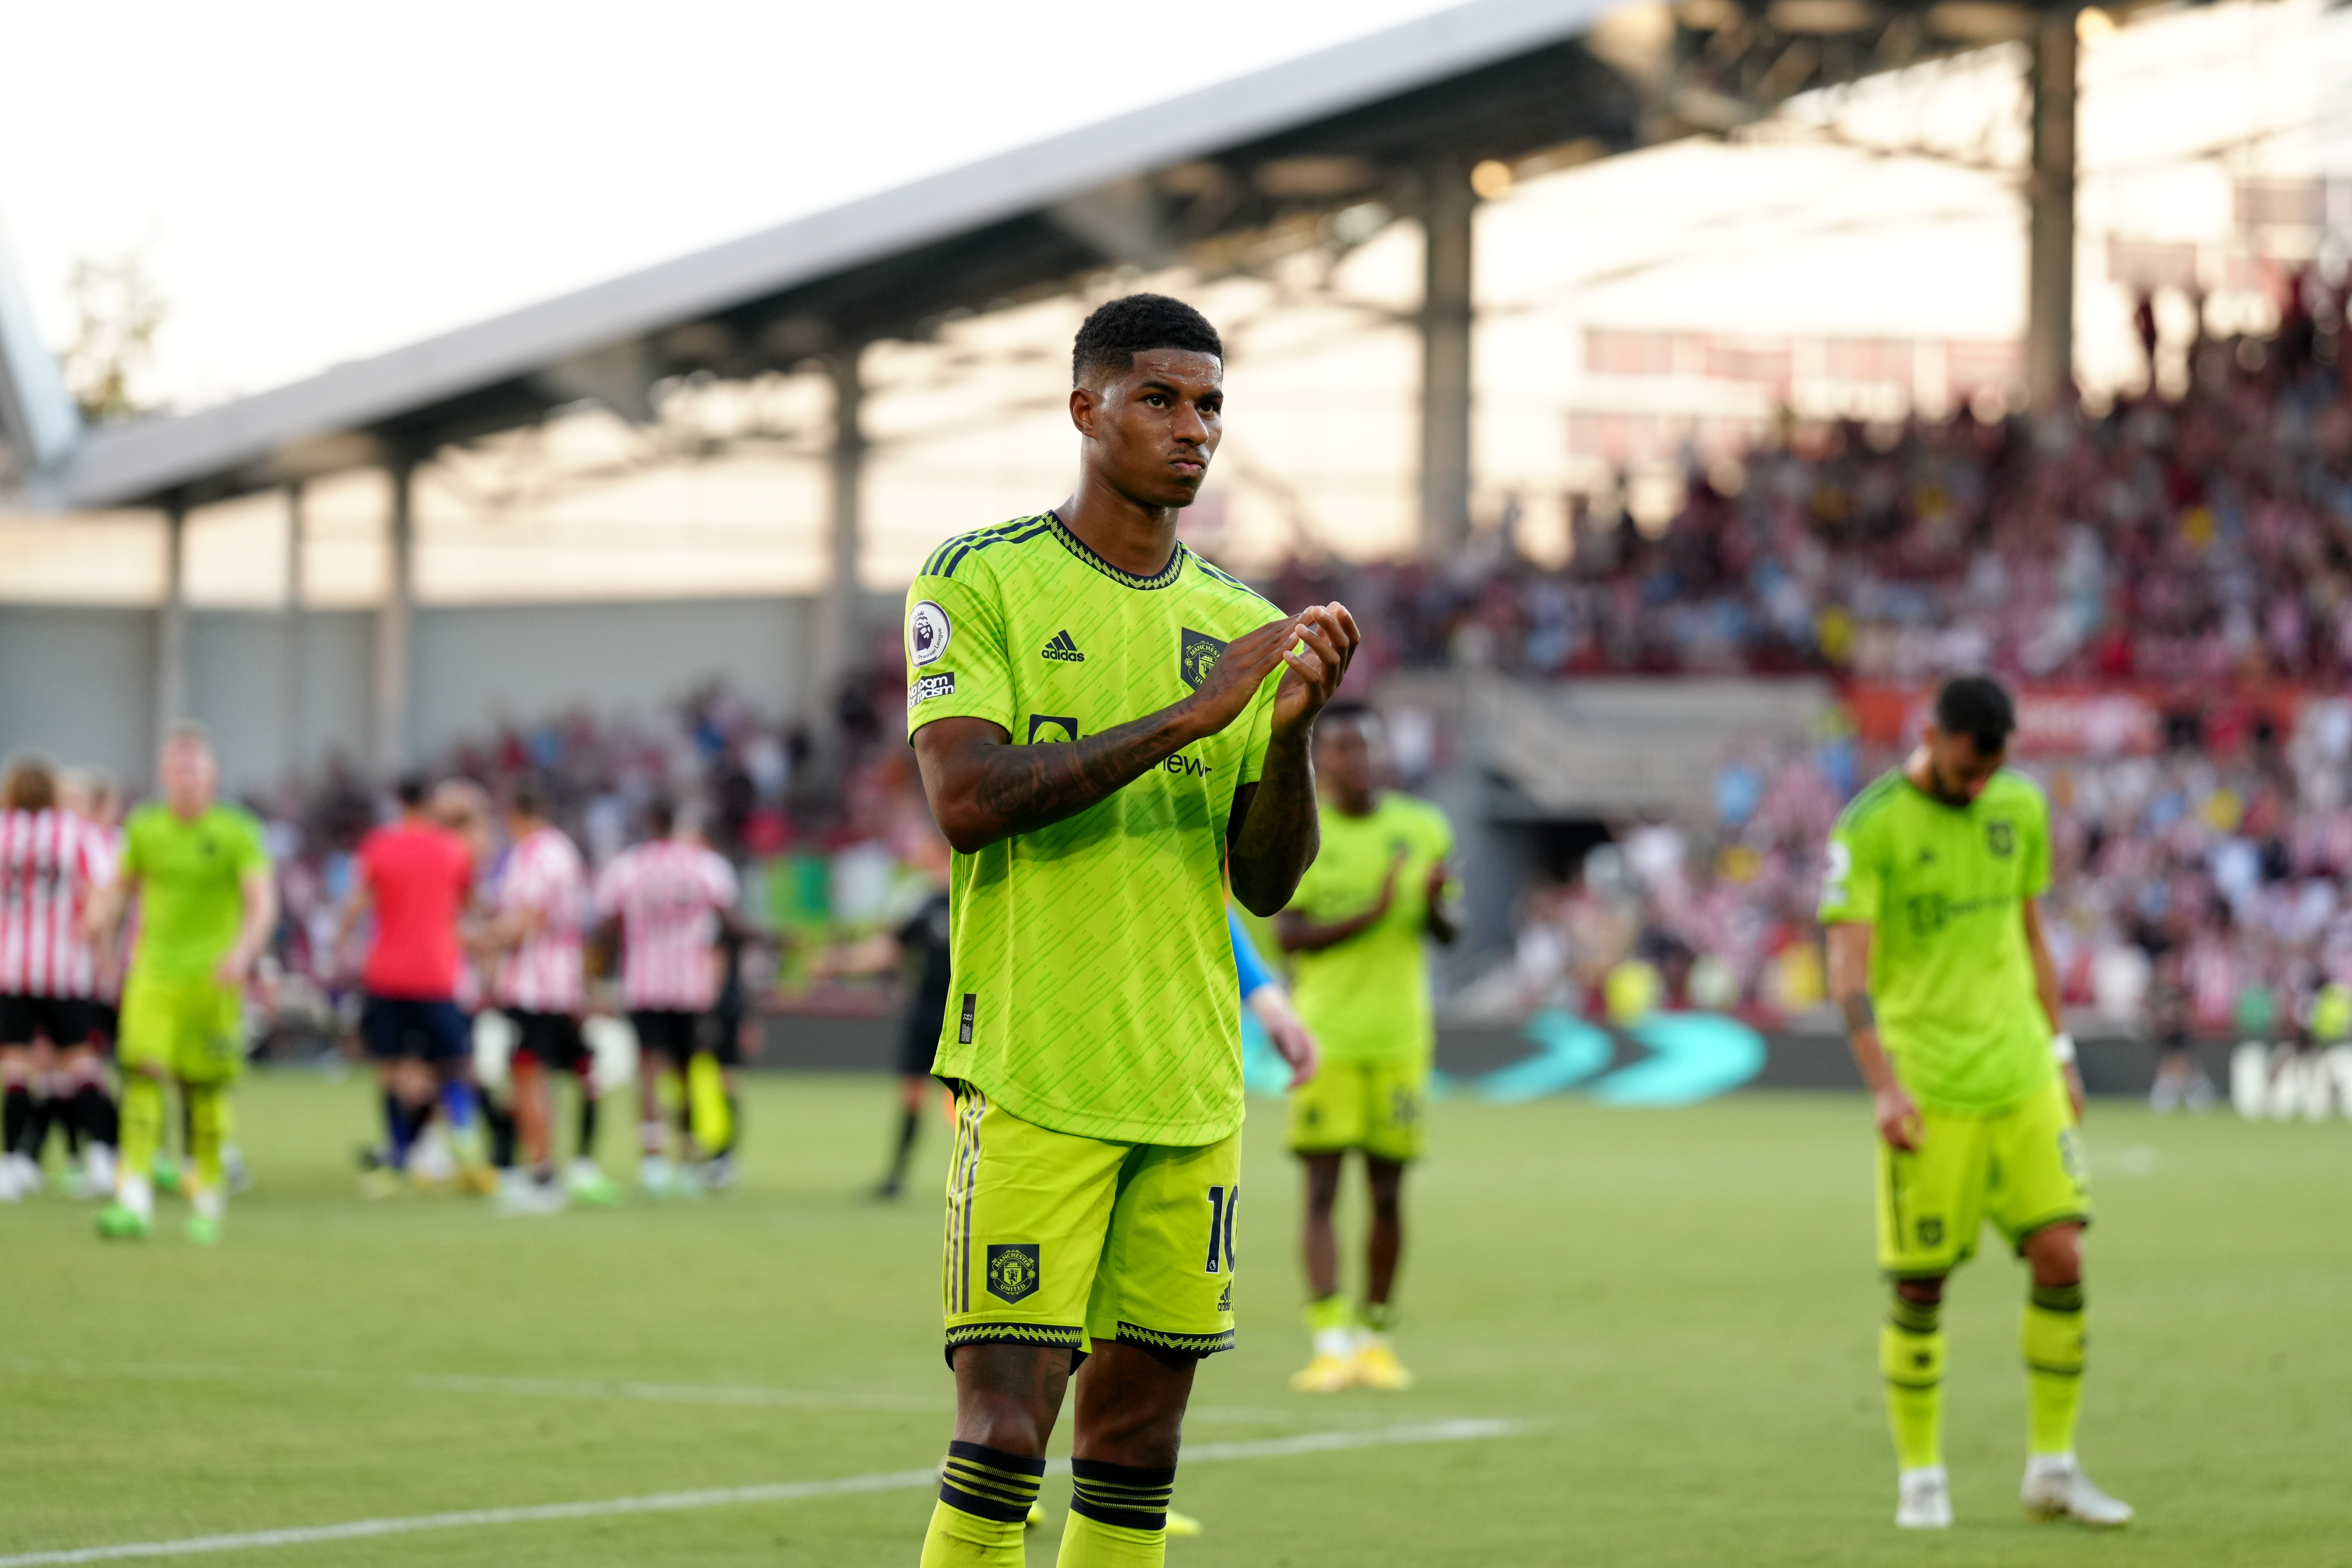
[945,1441,1046,1476]
[1069,1496,1169,1532]
[939,1481,1033,1523]
[937,1440,1042,1523]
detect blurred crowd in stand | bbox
[1266,280,2352,684]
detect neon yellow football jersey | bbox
[1818,767,2055,1113]
[1285,792,1455,1067]
[905,512,1285,1146]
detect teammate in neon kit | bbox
[1821,675,2131,1529]
[905,294,1349,1568]
[88,726,275,1244]
[0,754,119,1201]
[1276,703,1456,1394]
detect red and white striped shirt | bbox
[0,810,117,1000]
[495,825,586,1014]
[595,839,738,1012]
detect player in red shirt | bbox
[594,798,741,1194]
[336,773,477,1182]
[1,755,119,1202]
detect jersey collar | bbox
[1048,511,1187,591]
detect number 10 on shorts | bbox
[1205,1184,1238,1274]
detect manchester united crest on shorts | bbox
[1178,628,1227,691]
[986,1243,1040,1304]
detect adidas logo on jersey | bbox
[1041,630,1086,662]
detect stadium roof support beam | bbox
[155,499,188,768]
[2024,7,2077,413]
[1420,159,1476,555]
[282,482,306,786]
[813,349,866,720]
[375,460,415,775]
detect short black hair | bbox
[510,778,547,819]
[1935,675,2016,754]
[1072,293,1222,385]
[394,772,431,809]
[1313,701,1379,745]
[644,796,676,838]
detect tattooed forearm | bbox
[966,709,1202,843]
[1229,734,1320,916]
[916,707,1205,853]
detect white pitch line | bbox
[0,1419,1525,1566]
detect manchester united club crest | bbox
[1178,628,1227,692]
[986,1243,1040,1304]
[1985,820,2015,858]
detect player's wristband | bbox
[2050,1031,2077,1065]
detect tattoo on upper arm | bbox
[1840,992,1876,1033]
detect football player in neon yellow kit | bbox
[1821,676,2131,1530]
[906,294,1351,1568]
[1276,703,1456,1393]
[88,725,275,1245]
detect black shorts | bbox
[362,995,471,1063]
[897,992,950,1077]
[630,1008,725,1067]
[0,995,104,1051]
[510,1009,590,1075]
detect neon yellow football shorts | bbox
[1286,1058,1427,1162]
[1877,1073,2088,1278]
[118,973,244,1085]
[941,1088,1239,1363]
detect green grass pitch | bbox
[2,1072,2344,1566]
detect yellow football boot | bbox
[1289,1351,1356,1393]
[1165,1510,1203,1537]
[1351,1334,1416,1391]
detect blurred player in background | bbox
[0,754,119,1202]
[594,798,739,1195]
[88,726,274,1243]
[429,778,500,1193]
[1275,703,1456,1393]
[1822,675,2131,1531]
[338,773,476,1187]
[479,781,610,1213]
[57,768,128,1195]
[820,824,953,1200]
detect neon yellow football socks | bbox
[687,1052,732,1155]
[1057,1459,1176,1567]
[119,1074,163,1180]
[923,1442,1044,1566]
[1055,1508,1165,1567]
[2023,1283,2086,1456]
[187,1082,229,1193]
[1881,1291,1946,1471]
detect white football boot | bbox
[1895,1466,1953,1529]
[2021,1454,2133,1526]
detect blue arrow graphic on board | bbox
[1473,1008,1614,1103]
[1587,1012,1767,1105]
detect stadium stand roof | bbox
[11,0,1648,511]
